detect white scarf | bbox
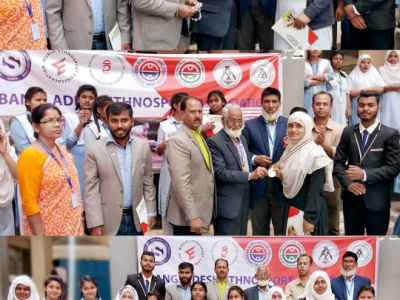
[378,50,400,85]
[348,54,386,90]
[7,275,40,300]
[279,112,333,199]
[299,270,335,300]
[114,285,139,300]
[266,286,286,300]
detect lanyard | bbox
[24,0,35,21]
[345,278,354,298]
[308,59,319,75]
[265,122,275,153]
[232,138,246,169]
[335,72,343,93]
[37,139,73,190]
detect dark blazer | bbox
[331,275,371,300]
[240,0,276,18]
[242,115,288,202]
[334,123,400,211]
[244,284,274,300]
[207,130,254,219]
[125,273,166,300]
[344,0,396,30]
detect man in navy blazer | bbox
[334,90,400,235]
[244,265,274,300]
[207,104,268,235]
[331,251,371,300]
[242,87,288,235]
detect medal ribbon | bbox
[232,138,246,170]
[276,139,312,166]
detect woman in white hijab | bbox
[114,285,139,300]
[7,275,40,300]
[297,270,335,300]
[347,54,386,125]
[0,118,17,235]
[275,112,333,236]
[266,286,286,300]
[378,50,400,131]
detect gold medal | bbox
[242,167,247,172]
[268,168,276,178]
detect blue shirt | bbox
[264,119,277,160]
[178,284,191,300]
[90,0,105,34]
[344,276,355,300]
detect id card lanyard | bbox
[25,0,41,41]
[37,139,79,209]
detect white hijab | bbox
[0,119,17,208]
[266,286,286,300]
[378,50,400,85]
[114,285,139,300]
[279,112,333,199]
[348,54,386,90]
[299,270,335,300]
[7,275,40,300]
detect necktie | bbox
[361,130,368,154]
[193,130,211,169]
[145,280,149,293]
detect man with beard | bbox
[84,102,156,235]
[331,251,370,300]
[242,87,288,235]
[125,251,166,300]
[165,262,194,300]
[207,259,235,300]
[334,90,400,235]
[244,265,274,300]
[166,96,216,235]
[207,104,268,235]
[285,254,313,300]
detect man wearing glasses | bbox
[207,103,267,235]
[244,265,274,300]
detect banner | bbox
[137,236,377,290]
[0,50,282,118]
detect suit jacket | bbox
[46,0,131,49]
[131,0,188,50]
[207,130,254,219]
[242,115,288,202]
[125,273,166,300]
[165,284,188,300]
[344,0,396,30]
[334,123,400,211]
[244,284,274,300]
[241,0,276,17]
[84,137,156,235]
[206,280,235,300]
[165,125,216,227]
[331,275,371,300]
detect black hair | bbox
[289,107,308,115]
[92,95,113,139]
[106,102,133,118]
[342,251,358,263]
[261,87,281,102]
[297,254,313,266]
[141,251,155,260]
[357,285,375,299]
[170,92,189,115]
[214,258,229,269]
[227,286,244,299]
[190,281,207,300]
[75,85,97,110]
[178,262,194,272]
[31,104,62,138]
[146,291,163,300]
[358,90,380,105]
[329,51,347,78]
[312,91,333,105]
[180,96,203,111]
[24,86,46,111]
[206,90,227,115]
[80,275,101,300]
[44,275,64,300]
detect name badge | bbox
[31,22,41,41]
[71,193,79,209]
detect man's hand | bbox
[178,4,196,18]
[349,15,367,29]
[335,4,346,21]
[303,219,315,236]
[314,126,325,146]
[121,43,132,51]
[189,217,203,234]
[346,165,364,181]
[254,155,272,167]
[89,225,105,236]
[347,182,366,196]
[250,167,268,180]
[147,216,157,229]
[294,13,311,29]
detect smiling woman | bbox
[7,275,40,300]
[297,270,335,300]
[44,275,64,300]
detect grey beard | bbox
[225,125,244,138]
[257,280,270,287]
[262,108,280,123]
[341,266,357,278]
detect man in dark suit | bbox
[334,90,400,235]
[331,251,371,300]
[242,87,288,235]
[125,251,166,300]
[244,265,274,300]
[207,104,268,235]
[344,0,396,49]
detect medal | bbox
[268,168,276,177]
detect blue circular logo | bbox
[143,237,171,265]
[0,51,31,81]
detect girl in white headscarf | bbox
[114,285,139,300]
[266,286,286,300]
[297,270,335,300]
[0,118,17,235]
[276,112,333,236]
[378,50,400,131]
[7,275,40,300]
[347,54,386,125]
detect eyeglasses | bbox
[226,118,244,125]
[39,118,62,125]
[343,260,356,265]
[256,273,270,278]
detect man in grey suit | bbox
[207,104,268,235]
[46,0,131,50]
[206,259,235,300]
[244,265,274,300]
[131,0,197,50]
[166,96,216,235]
[165,262,194,300]
[84,102,157,235]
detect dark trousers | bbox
[116,213,143,236]
[343,193,390,235]
[172,225,201,236]
[348,25,394,49]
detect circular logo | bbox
[244,240,273,268]
[278,240,306,268]
[347,240,373,267]
[312,240,340,268]
[175,59,205,88]
[143,237,171,266]
[213,59,242,89]
[41,50,79,84]
[89,53,125,85]
[249,60,276,88]
[178,240,205,266]
[211,239,239,267]
[133,57,167,88]
[0,51,31,81]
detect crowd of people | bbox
[7,251,377,300]
[1,1,399,50]
[0,50,400,236]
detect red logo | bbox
[103,60,111,74]
[51,58,66,76]
[185,246,196,260]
